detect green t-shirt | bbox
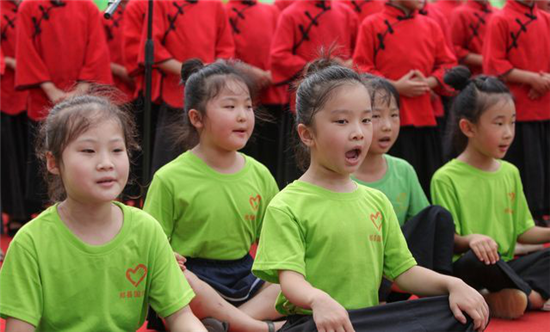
[431,159,535,262]
[0,202,194,331]
[252,181,417,315]
[353,155,430,226]
[144,151,279,260]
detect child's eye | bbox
[224,105,235,109]
[363,118,372,124]
[495,122,503,126]
[113,148,125,153]
[391,113,400,118]
[81,149,95,153]
[334,119,348,124]
[372,114,381,119]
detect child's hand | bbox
[174,252,187,272]
[395,70,430,97]
[448,280,489,332]
[467,234,499,265]
[528,88,542,100]
[529,72,550,94]
[311,292,355,332]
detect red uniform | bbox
[103,2,134,101]
[353,4,457,127]
[483,0,550,121]
[432,0,463,21]
[15,0,112,120]
[345,0,384,23]
[226,0,284,105]
[271,0,359,105]
[1,0,27,115]
[274,0,294,12]
[143,0,235,108]
[450,0,493,75]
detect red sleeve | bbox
[352,19,384,77]
[214,3,235,59]
[0,47,5,75]
[270,12,308,84]
[429,22,457,94]
[483,15,514,76]
[348,9,359,58]
[78,2,113,84]
[450,11,470,61]
[15,3,51,89]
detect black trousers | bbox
[504,121,550,221]
[280,296,476,332]
[389,127,443,200]
[277,109,303,188]
[24,120,49,216]
[151,103,184,176]
[453,248,550,300]
[380,206,455,302]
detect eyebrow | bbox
[493,114,516,120]
[331,109,372,114]
[77,137,124,143]
[220,96,252,101]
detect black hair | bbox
[361,74,401,110]
[293,56,369,170]
[444,65,513,158]
[173,58,261,150]
[36,89,140,202]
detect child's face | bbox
[467,99,516,160]
[305,83,373,175]
[200,79,254,152]
[49,119,129,204]
[369,91,400,155]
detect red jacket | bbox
[483,0,550,121]
[15,0,112,120]
[1,0,28,115]
[432,0,463,21]
[354,4,457,127]
[141,0,235,108]
[226,0,285,105]
[345,0,384,24]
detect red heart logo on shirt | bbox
[126,264,148,288]
[370,212,383,231]
[508,192,516,201]
[249,195,261,211]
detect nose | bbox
[351,122,365,141]
[236,106,247,123]
[380,117,391,132]
[97,151,115,170]
[504,123,514,139]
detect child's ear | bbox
[458,119,476,138]
[46,152,60,175]
[297,123,315,147]
[188,109,204,129]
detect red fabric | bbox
[15,0,112,120]
[103,3,134,102]
[0,48,4,75]
[432,0,463,21]
[274,0,294,12]
[353,4,457,127]
[227,0,285,105]
[1,0,28,115]
[345,0,384,24]
[270,0,359,107]
[140,0,235,108]
[450,0,493,75]
[421,2,454,52]
[483,0,550,121]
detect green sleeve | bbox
[431,177,462,235]
[0,240,42,327]
[406,165,430,221]
[252,206,306,284]
[513,170,535,238]
[147,222,195,318]
[143,175,176,240]
[381,199,417,280]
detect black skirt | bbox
[388,126,443,199]
[504,120,550,220]
[1,112,30,221]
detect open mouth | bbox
[97,178,116,185]
[345,148,361,163]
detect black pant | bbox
[280,296,475,332]
[453,248,550,300]
[380,206,455,302]
[151,103,184,176]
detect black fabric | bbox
[503,120,550,221]
[240,104,283,182]
[151,103,184,177]
[379,206,455,302]
[280,296,476,332]
[388,126,443,200]
[1,113,29,223]
[24,120,49,216]
[507,248,550,299]
[186,254,265,306]
[277,109,303,188]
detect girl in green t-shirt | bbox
[353,76,456,303]
[144,59,284,332]
[0,95,206,332]
[431,65,550,319]
[252,57,489,332]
